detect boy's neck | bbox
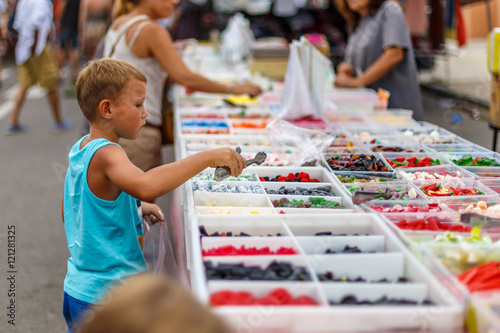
[86,125,119,144]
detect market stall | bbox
[167,43,500,332]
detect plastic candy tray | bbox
[342,180,424,202]
[190,214,464,332]
[396,164,477,182]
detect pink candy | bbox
[370,203,442,213]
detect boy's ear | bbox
[98,99,113,120]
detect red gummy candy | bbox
[298,172,310,179]
[293,296,318,305]
[210,291,234,306]
[269,288,293,305]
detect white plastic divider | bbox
[188,213,209,304]
[194,192,273,208]
[197,215,291,237]
[194,207,277,215]
[201,236,305,257]
[354,134,418,146]
[296,235,385,255]
[469,292,500,333]
[322,283,428,304]
[365,143,432,153]
[282,213,387,237]
[307,253,405,281]
[426,143,491,153]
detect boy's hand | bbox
[142,202,165,225]
[204,147,247,177]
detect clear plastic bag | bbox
[221,13,255,63]
[265,118,334,166]
[142,217,179,281]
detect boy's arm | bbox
[99,145,246,203]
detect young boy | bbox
[62,58,246,332]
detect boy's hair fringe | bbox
[75,58,147,122]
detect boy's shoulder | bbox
[70,136,121,160]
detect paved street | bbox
[0,57,496,332]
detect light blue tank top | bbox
[63,136,146,304]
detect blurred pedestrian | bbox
[0,0,8,86]
[333,0,423,120]
[170,0,213,41]
[5,0,72,134]
[79,0,113,60]
[104,0,262,171]
[79,273,233,333]
[55,0,81,89]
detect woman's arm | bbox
[358,46,404,86]
[78,0,87,46]
[140,22,262,96]
[335,46,404,88]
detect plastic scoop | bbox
[214,149,267,181]
[460,212,500,227]
[351,188,392,205]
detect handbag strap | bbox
[108,18,150,58]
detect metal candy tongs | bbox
[214,147,267,181]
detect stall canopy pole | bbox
[485,0,493,31]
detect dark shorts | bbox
[58,30,78,49]
[62,292,93,333]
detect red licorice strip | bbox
[395,217,471,232]
[457,262,500,292]
[421,183,483,197]
[386,157,438,169]
[210,288,318,306]
[202,245,297,256]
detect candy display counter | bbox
[167,45,500,332]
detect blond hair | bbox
[75,58,147,121]
[112,0,138,19]
[79,273,233,333]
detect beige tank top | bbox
[104,15,168,127]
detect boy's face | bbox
[111,79,148,140]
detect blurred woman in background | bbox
[333,0,423,120]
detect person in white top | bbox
[106,0,262,171]
[0,0,7,86]
[5,0,72,134]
